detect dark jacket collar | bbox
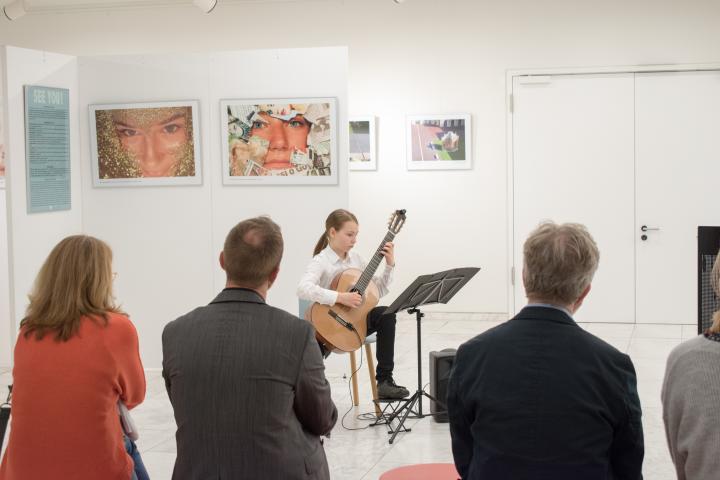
[210,288,266,305]
[513,305,578,326]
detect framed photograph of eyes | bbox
[89,100,202,187]
[349,116,376,171]
[220,98,338,185]
[406,113,472,171]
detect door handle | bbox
[640,225,660,232]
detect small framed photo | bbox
[406,114,471,170]
[349,116,376,171]
[220,98,337,185]
[89,101,202,187]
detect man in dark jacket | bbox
[162,216,337,480]
[448,221,644,480]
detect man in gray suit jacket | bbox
[162,216,338,480]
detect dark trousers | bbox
[366,306,397,382]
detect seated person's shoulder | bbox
[458,322,507,353]
[577,327,625,356]
[266,304,315,334]
[163,306,206,333]
[667,335,715,367]
[575,328,636,374]
[104,312,138,341]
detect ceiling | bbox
[8,0,328,14]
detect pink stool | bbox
[379,463,460,480]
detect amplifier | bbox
[429,348,457,423]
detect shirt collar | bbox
[526,302,574,318]
[321,245,348,265]
[210,288,266,305]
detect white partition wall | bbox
[1,50,10,366]
[79,48,348,368]
[3,46,82,350]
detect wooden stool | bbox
[379,463,460,480]
[299,300,381,417]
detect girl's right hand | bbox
[337,292,362,308]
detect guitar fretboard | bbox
[354,230,396,294]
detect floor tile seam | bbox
[358,442,398,480]
[140,437,175,453]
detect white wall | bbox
[2,46,83,367]
[79,48,348,368]
[1,54,10,366]
[0,189,9,366]
[2,0,720,317]
[0,192,9,366]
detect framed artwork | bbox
[220,98,337,185]
[406,114,471,170]
[89,100,202,187]
[349,116,376,171]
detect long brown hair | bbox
[313,209,358,256]
[711,252,720,334]
[21,235,122,342]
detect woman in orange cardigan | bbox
[0,235,146,480]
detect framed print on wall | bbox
[220,98,337,185]
[349,116,376,171]
[89,100,202,187]
[406,113,471,170]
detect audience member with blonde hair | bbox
[448,221,644,480]
[0,235,146,480]
[662,251,720,480]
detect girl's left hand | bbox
[381,242,395,267]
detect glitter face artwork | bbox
[95,106,196,179]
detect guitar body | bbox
[307,268,380,353]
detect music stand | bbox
[382,267,479,444]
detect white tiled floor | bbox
[0,313,691,479]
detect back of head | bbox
[22,235,118,341]
[710,252,720,333]
[224,216,284,287]
[523,221,600,305]
[313,209,358,256]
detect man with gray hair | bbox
[162,216,337,480]
[448,221,644,480]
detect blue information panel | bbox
[24,85,71,213]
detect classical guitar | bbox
[307,209,407,353]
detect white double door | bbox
[512,70,720,324]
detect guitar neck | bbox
[355,230,396,294]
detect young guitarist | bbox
[297,209,409,400]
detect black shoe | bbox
[377,378,409,399]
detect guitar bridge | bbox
[328,309,355,331]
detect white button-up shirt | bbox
[297,246,394,306]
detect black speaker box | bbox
[429,348,457,423]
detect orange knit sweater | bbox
[0,313,146,480]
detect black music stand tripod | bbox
[381,267,479,444]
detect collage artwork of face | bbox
[226,103,332,177]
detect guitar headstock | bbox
[388,209,407,234]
